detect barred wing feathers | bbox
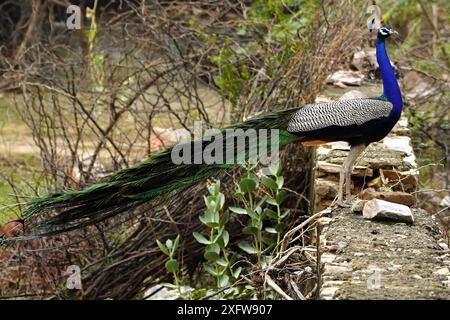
[287,98,393,133]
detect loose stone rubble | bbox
[362,199,414,224]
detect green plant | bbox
[231,161,289,267]
[207,0,319,117]
[156,235,182,293]
[248,0,317,45]
[157,162,290,299]
[193,180,242,290]
[84,1,106,92]
[209,45,250,108]
[260,162,289,254]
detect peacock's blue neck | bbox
[376,36,403,118]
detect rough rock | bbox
[391,118,411,136]
[315,178,338,197]
[364,48,378,69]
[405,81,439,100]
[339,90,367,100]
[438,242,449,251]
[363,199,414,224]
[383,136,414,155]
[320,206,449,299]
[321,286,340,300]
[440,196,450,207]
[351,48,378,71]
[351,50,367,71]
[327,70,365,86]
[317,161,373,177]
[314,95,333,103]
[330,141,351,150]
[324,264,353,274]
[333,81,349,88]
[318,147,414,171]
[379,169,418,191]
[316,217,333,227]
[434,267,449,276]
[351,200,367,213]
[443,279,450,288]
[351,47,399,77]
[360,188,416,207]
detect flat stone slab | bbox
[317,161,373,177]
[327,70,365,86]
[363,199,414,224]
[379,169,418,191]
[360,188,416,207]
[317,147,414,171]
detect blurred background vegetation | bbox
[0,0,448,299]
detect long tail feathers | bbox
[14,108,300,237]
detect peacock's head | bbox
[377,25,398,40]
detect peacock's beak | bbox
[390,30,400,37]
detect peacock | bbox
[9,25,402,238]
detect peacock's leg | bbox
[345,169,352,200]
[337,167,346,206]
[336,144,366,207]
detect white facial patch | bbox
[379,28,390,36]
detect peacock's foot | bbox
[334,197,355,208]
[334,201,352,208]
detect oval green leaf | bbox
[193,232,211,245]
[239,178,257,193]
[238,241,258,254]
[165,259,178,273]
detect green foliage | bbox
[233,162,288,266]
[156,234,182,293]
[407,103,449,188]
[382,0,450,191]
[194,180,241,292]
[248,0,317,44]
[192,162,289,298]
[209,45,250,106]
[207,0,319,112]
[155,161,291,299]
[85,5,106,92]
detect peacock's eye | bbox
[379,28,390,36]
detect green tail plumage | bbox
[20,108,301,236]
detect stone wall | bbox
[313,98,449,299]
